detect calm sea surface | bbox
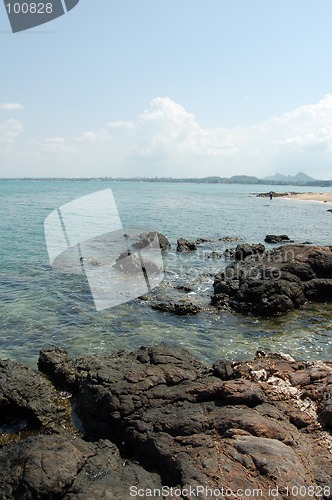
[0,179,331,367]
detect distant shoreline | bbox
[1,176,332,187]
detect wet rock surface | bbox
[213,244,332,316]
[264,234,291,244]
[256,192,297,198]
[0,435,163,499]
[151,299,201,315]
[177,238,197,252]
[1,344,332,499]
[132,231,171,251]
[234,243,265,260]
[0,359,70,436]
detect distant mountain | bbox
[264,173,290,182]
[264,172,316,182]
[291,172,316,182]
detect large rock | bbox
[213,244,332,316]
[38,346,332,495]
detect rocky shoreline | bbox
[1,344,332,499]
[1,236,332,498]
[140,233,332,318]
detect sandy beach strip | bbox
[281,192,332,203]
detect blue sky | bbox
[1,0,332,179]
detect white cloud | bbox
[106,97,237,164]
[266,95,332,155]
[0,118,23,148]
[278,127,332,152]
[106,95,332,176]
[3,95,332,179]
[107,121,134,130]
[0,103,23,112]
[271,94,332,126]
[42,137,74,154]
[76,128,112,144]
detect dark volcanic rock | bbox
[304,278,332,300]
[195,237,213,244]
[319,385,332,427]
[256,191,296,198]
[0,435,163,499]
[212,244,332,316]
[38,347,77,391]
[40,346,332,495]
[264,234,291,244]
[175,285,193,292]
[234,243,265,260]
[205,251,223,259]
[0,359,69,435]
[176,238,197,252]
[307,248,332,278]
[150,231,171,250]
[229,273,306,316]
[1,345,332,497]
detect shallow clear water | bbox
[0,179,331,367]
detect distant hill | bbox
[264,172,316,183]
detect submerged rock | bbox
[212,244,332,316]
[151,299,201,315]
[1,344,332,497]
[218,236,243,242]
[195,237,213,244]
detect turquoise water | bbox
[0,179,331,367]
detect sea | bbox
[1,179,332,368]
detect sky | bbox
[1,0,332,179]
